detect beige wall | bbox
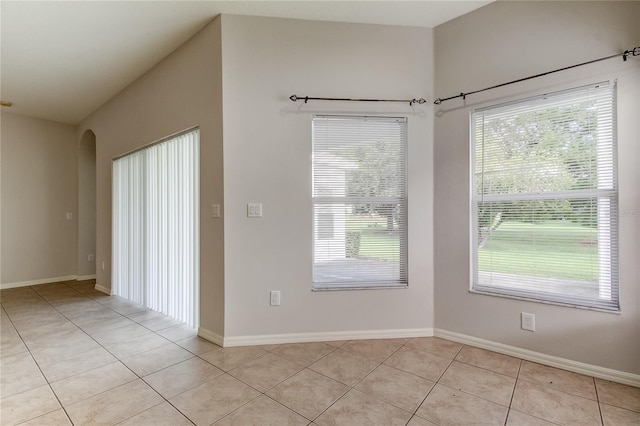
[79,18,225,336]
[434,1,640,373]
[1,113,78,285]
[77,130,96,278]
[220,15,434,338]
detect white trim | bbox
[1,275,77,289]
[222,328,434,348]
[197,327,224,347]
[94,284,111,295]
[435,329,640,388]
[76,275,96,281]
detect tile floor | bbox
[1,281,639,425]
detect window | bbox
[471,82,618,310]
[113,129,200,327]
[312,116,408,289]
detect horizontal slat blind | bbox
[113,129,200,327]
[471,82,618,310]
[312,116,408,288]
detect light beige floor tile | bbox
[76,315,136,336]
[596,378,640,412]
[20,328,87,353]
[355,364,435,413]
[38,346,117,383]
[1,351,47,398]
[65,379,163,425]
[92,323,154,346]
[100,330,170,359]
[29,333,101,365]
[156,324,197,342]
[6,306,61,322]
[511,380,601,425]
[139,315,183,332]
[122,343,193,377]
[416,384,508,426]
[0,385,61,426]
[600,402,640,426]
[51,299,103,315]
[309,348,380,387]
[268,342,335,367]
[323,340,348,348]
[16,408,72,425]
[127,309,166,323]
[143,356,223,399]
[96,297,147,315]
[439,360,516,406]
[10,314,70,333]
[315,389,411,426]
[0,333,28,358]
[214,395,308,426]
[82,289,111,299]
[406,415,437,426]
[405,337,463,359]
[506,409,557,425]
[456,346,521,377]
[199,345,267,371]
[170,373,261,425]
[118,401,192,426]
[229,352,302,392]
[519,361,596,400]
[16,319,78,342]
[176,335,221,355]
[51,361,137,406]
[384,346,452,381]
[340,339,403,362]
[267,368,350,420]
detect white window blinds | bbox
[113,129,200,327]
[312,116,408,289]
[471,82,618,310]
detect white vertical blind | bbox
[471,82,618,310]
[312,116,408,288]
[113,129,200,327]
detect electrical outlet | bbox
[521,312,536,331]
[66,212,73,220]
[270,290,281,306]
[88,254,95,262]
[211,204,221,218]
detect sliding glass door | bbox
[112,129,199,328]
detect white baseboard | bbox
[435,329,640,388]
[222,328,435,347]
[198,327,224,347]
[94,284,111,295]
[1,275,77,290]
[76,275,96,281]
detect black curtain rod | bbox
[289,94,426,106]
[434,46,640,105]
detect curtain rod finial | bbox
[289,95,298,102]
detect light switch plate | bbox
[247,203,263,218]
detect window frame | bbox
[311,115,409,290]
[469,82,619,311]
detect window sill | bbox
[469,288,621,314]
[312,284,408,292]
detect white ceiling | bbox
[1,1,491,125]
